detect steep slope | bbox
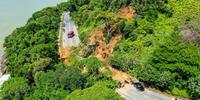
[1,0,200,99]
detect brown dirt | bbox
[60,47,71,59]
[118,6,135,20]
[87,27,133,83]
[59,47,72,66]
[88,30,104,44]
[95,35,122,62]
[108,65,133,83]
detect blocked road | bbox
[60,12,172,100]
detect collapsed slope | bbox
[2,0,200,99]
[60,6,135,83]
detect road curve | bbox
[116,84,172,100]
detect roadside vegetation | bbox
[1,0,200,99]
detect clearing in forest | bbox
[118,6,135,20]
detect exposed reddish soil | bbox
[87,27,133,83]
[95,35,121,62]
[88,30,104,44]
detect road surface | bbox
[0,55,10,87]
[0,74,10,87]
[116,84,172,100]
[61,12,80,47]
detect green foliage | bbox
[79,44,97,58]
[110,0,200,99]
[2,0,200,99]
[148,34,200,90]
[132,0,172,20]
[102,67,112,77]
[168,0,200,26]
[171,87,189,98]
[109,47,140,72]
[0,77,30,100]
[2,0,135,99]
[134,65,176,89]
[26,66,84,99]
[128,33,200,97]
[4,7,60,78]
[187,75,200,98]
[80,56,104,73]
[79,57,110,88]
[109,37,146,72]
[66,81,123,100]
[120,20,135,38]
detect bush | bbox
[187,75,200,98]
[79,44,97,58]
[66,81,123,100]
[171,87,189,98]
[135,65,176,89]
[0,77,30,100]
[109,39,140,71]
[132,0,172,20]
[80,57,104,74]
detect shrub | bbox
[171,87,189,98]
[135,65,176,89]
[66,81,123,100]
[187,75,200,98]
[0,77,30,100]
[80,57,104,74]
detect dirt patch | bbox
[86,26,132,83]
[60,47,71,59]
[95,35,122,62]
[118,6,135,20]
[108,66,132,83]
[59,47,72,66]
[88,30,104,44]
[181,29,197,43]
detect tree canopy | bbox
[1,0,200,99]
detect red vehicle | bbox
[67,31,74,38]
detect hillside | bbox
[1,0,200,100]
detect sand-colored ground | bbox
[118,6,135,20]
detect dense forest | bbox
[1,0,200,99]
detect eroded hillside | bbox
[2,0,200,99]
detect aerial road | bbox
[116,84,173,100]
[61,12,80,47]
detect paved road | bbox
[0,55,10,87]
[116,84,172,100]
[61,12,80,47]
[0,74,10,87]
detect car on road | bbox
[132,82,145,91]
[67,31,75,38]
